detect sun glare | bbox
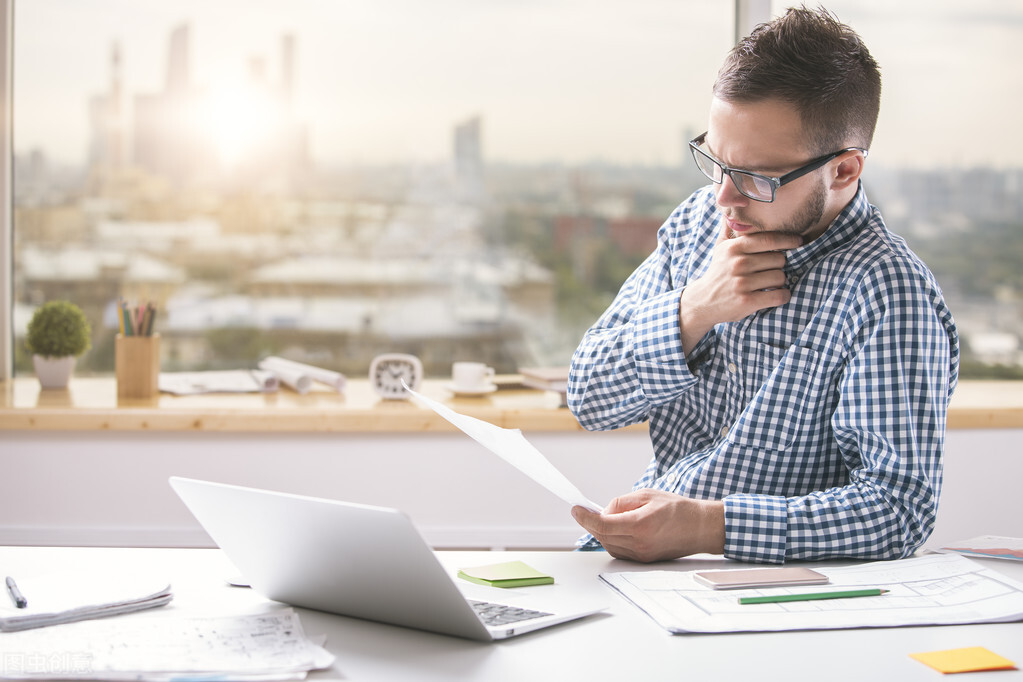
[202,86,276,167]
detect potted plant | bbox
[25,300,92,389]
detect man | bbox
[568,7,959,564]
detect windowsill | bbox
[0,377,1020,432]
[0,376,586,432]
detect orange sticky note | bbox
[909,647,1017,674]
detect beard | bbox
[726,175,828,240]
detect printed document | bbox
[601,553,1023,634]
[0,609,334,680]
[404,383,603,512]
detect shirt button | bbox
[788,274,799,285]
[720,426,729,438]
[727,362,738,374]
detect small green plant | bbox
[25,300,92,358]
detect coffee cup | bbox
[452,362,495,391]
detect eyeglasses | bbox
[688,132,867,203]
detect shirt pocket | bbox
[728,344,826,451]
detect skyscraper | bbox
[454,116,484,203]
[133,23,209,184]
[87,42,125,175]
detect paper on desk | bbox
[0,608,334,681]
[0,569,172,632]
[938,534,1023,561]
[403,382,603,512]
[600,553,1023,634]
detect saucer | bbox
[445,382,498,397]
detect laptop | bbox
[169,477,607,641]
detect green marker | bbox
[738,588,889,605]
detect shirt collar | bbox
[785,183,872,274]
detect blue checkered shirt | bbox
[568,185,960,563]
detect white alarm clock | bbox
[368,353,423,399]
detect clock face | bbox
[369,353,423,399]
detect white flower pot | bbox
[32,355,77,389]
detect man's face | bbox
[705,97,831,242]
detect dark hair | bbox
[713,6,881,154]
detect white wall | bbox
[0,428,1018,550]
[0,429,654,549]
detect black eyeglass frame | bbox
[688,132,868,203]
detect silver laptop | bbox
[169,477,606,641]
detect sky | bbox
[12,0,1023,169]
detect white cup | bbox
[452,362,495,390]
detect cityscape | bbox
[12,23,1023,380]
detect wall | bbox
[0,429,654,549]
[0,428,1018,550]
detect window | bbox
[768,1,1023,378]
[8,0,732,378]
[10,3,1018,383]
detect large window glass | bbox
[12,1,732,377]
[769,1,1023,379]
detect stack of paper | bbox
[0,609,334,681]
[518,366,569,393]
[0,570,171,632]
[517,366,569,406]
[600,553,1023,634]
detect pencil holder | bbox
[115,333,160,399]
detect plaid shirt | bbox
[568,184,960,563]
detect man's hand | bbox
[679,222,802,354]
[572,489,725,563]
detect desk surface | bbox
[1,377,1022,432]
[2,546,1020,681]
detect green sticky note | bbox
[457,561,554,588]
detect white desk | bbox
[2,546,1021,681]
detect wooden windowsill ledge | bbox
[0,377,1020,432]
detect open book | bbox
[1,569,171,632]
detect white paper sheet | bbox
[159,370,279,395]
[258,362,312,394]
[403,383,603,512]
[0,609,334,681]
[259,356,347,393]
[600,553,1023,634]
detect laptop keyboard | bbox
[468,599,553,626]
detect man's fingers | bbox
[572,505,601,531]
[604,493,645,514]
[573,502,633,537]
[745,269,790,291]
[727,250,787,276]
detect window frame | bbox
[1,0,12,381]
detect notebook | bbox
[169,477,607,641]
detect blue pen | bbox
[6,576,27,608]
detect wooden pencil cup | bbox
[116,334,160,399]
